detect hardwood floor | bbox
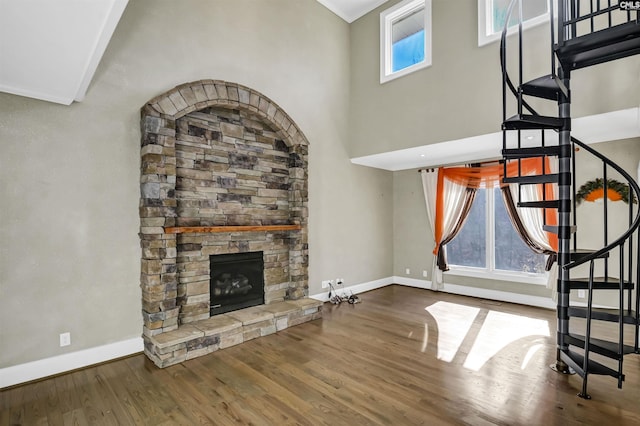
[2,285,640,425]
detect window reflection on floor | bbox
[424,301,480,362]
[424,301,551,371]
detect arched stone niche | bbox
[139,81,312,366]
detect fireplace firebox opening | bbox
[210,251,265,316]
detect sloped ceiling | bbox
[1,0,126,105]
[318,0,388,22]
[0,0,381,106]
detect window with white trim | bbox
[380,0,432,83]
[447,185,547,283]
[478,0,551,46]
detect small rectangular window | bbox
[478,0,551,47]
[381,0,431,83]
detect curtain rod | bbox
[416,157,503,173]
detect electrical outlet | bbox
[405,268,411,275]
[336,278,344,285]
[578,290,586,299]
[321,280,331,289]
[422,270,428,278]
[60,332,71,347]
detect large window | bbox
[447,185,547,283]
[380,0,432,83]
[478,0,551,46]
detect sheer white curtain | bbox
[508,183,554,250]
[420,169,440,290]
[438,178,474,267]
[420,169,472,290]
[507,157,559,292]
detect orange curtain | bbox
[433,158,558,255]
[439,158,547,188]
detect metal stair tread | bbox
[559,349,623,380]
[570,248,609,261]
[502,146,561,159]
[568,306,639,325]
[542,225,576,235]
[521,74,569,100]
[517,200,559,209]
[568,277,634,290]
[556,21,640,70]
[502,114,564,131]
[503,173,559,184]
[566,333,635,359]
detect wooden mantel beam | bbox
[164,225,302,234]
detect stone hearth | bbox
[139,80,319,367]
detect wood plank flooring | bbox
[3,285,640,425]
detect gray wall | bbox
[393,169,433,280]
[0,0,394,369]
[349,0,640,158]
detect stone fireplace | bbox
[139,80,321,367]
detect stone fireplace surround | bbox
[139,80,321,367]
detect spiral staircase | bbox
[500,0,640,398]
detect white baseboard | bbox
[441,282,556,309]
[392,276,556,309]
[310,276,394,302]
[313,276,556,310]
[0,337,143,389]
[392,276,433,290]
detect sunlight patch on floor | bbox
[521,342,545,370]
[424,302,551,371]
[425,301,480,362]
[463,310,550,371]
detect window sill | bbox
[446,266,548,286]
[380,61,430,84]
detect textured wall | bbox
[0,0,394,370]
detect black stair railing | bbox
[559,0,639,43]
[566,138,640,273]
[567,136,640,393]
[500,0,640,399]
[556,0,640,70]
[565,139,640,386]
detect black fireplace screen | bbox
[209,251,264,316]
